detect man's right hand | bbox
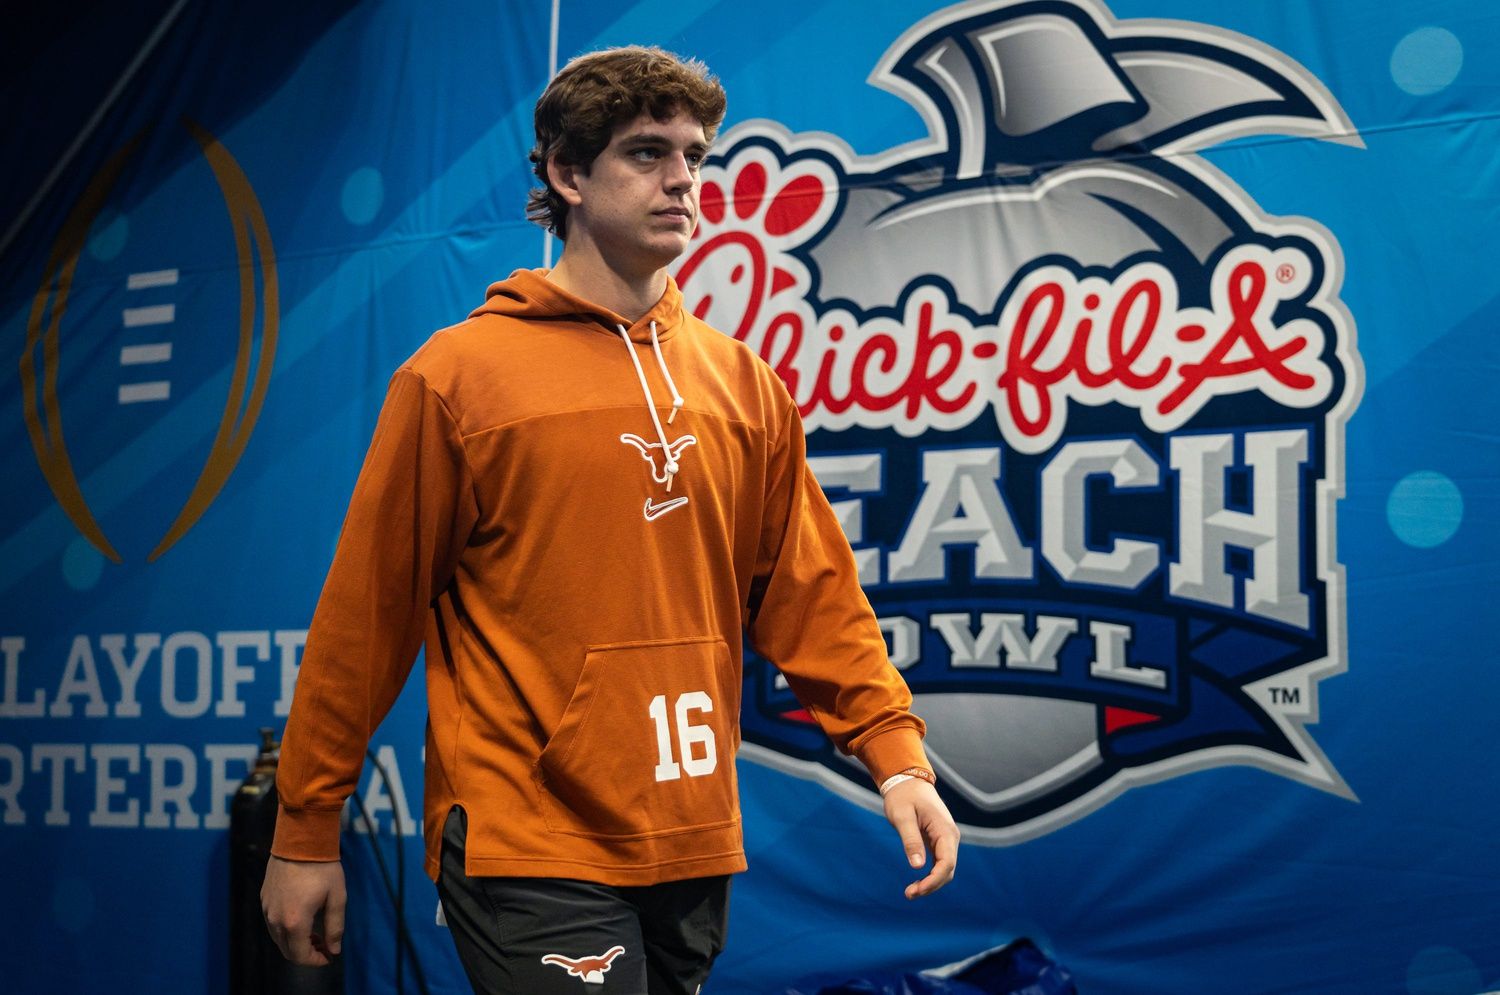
[261,855,346,966]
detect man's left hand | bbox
[882,778,960,900]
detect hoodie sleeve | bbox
[746,398,930,787]
[272,368,478,861]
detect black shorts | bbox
[436,807,731,994]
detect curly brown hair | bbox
[528,46,727,239]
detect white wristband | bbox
[879,773,917,796]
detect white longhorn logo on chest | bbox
[619,433,698,490]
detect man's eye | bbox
[631,148,660,161]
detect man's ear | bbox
[547,156,585,208]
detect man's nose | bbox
[664,153,695,191]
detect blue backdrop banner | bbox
[3,2,1497,993]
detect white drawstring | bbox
[618,321,686,490]
[649,321,685,424]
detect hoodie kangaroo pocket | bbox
[536,636,739,839]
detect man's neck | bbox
[547,241,668,323]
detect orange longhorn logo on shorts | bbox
[540,945,626,984]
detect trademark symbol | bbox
[1276,263,1296,284]
[1269,686,1301,706]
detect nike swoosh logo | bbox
[643,496,689,521]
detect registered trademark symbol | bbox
[1276,263,1296,284]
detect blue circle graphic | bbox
[62,536,106,590]
[88,212,129,261]
[1391,27,1463,96]
[341,167,385,225]
[1387,471,1464,548]
[52,877,95,934]
[1406,946,1482,995]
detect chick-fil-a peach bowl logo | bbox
[675,0,1364,842]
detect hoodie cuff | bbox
[270,803,344,862]
[854,725,931,787]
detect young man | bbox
[262,46,959,993]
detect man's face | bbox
[558,108,708,274]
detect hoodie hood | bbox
[470,268,686,344]
[473,268,692,488]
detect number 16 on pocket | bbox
[649,692,718,781]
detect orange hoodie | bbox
[272,269,929,885]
